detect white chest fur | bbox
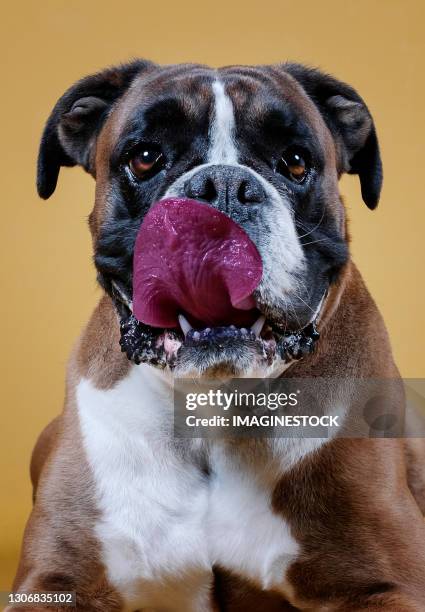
[76,365,307,611]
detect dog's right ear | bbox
[37,60,154,199]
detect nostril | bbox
[203,178,217,203]
[238,179,265,204]
[185,175,217,204]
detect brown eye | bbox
[129,147,164,179]
[278,149,309,183]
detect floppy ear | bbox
[285,63,382,209]
[37,59,154,199]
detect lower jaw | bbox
[119,313,319,375]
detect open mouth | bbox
[114,197,320,373]
[118,306,319,372]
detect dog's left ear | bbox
[37,59,154,199]
[285,63,382,209]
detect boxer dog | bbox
[9,60,425,611]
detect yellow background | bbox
[1,0,424,593]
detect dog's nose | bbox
[184,164,266,209]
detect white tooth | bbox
[251,315,266,338]
[178,314,192,337]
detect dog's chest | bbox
[76,366,300,611]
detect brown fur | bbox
[74,295,130,389]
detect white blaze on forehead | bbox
[208,80,238,164]
[163,78,305,314]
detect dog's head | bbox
[37,61,382,377]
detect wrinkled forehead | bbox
[105,64,330,150]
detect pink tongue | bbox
[133,198,263,328]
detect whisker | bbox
[301,237,330,247]
[297,207,326,240]
[294,276,312,301]
[286,297,303,332]
[280,295,290,335]
[291,291,316,315]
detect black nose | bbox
[184,164,266,209]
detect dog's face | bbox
[38,61,382,377]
